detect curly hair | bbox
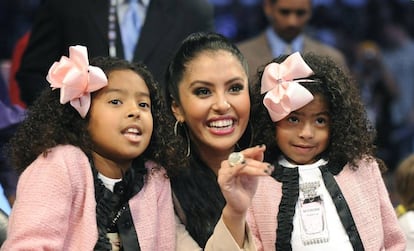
[8,56,182,175]
[251,53,376,169]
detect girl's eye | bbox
[109,99,122,105]
[287,116,299,123]
[229,83,244,93]
[316,117,328,126]
[139,102,150,109]
[193,87,211,97]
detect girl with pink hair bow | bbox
[2,45,189,250]
[247,52,406,250]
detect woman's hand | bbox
[217,145,273,247]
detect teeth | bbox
[126,128,140,134]
[209,119,233,128]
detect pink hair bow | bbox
[46,45,108,118]
[261,52,314,122]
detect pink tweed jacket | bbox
[1,145,175,251]
[247,157,406,251]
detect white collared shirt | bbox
[265,27,304,57]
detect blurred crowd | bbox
[1,0,414,187]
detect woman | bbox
[165,32,273,250]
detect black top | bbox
[92,158,146,251]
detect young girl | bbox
[395,153,414,250]
[1,45,180,250]
[165,32,273,250]
[249,52,406,250]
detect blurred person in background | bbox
[237,0,348,80]
[0,76,25,209]
[352,40,398,170]
[394,153,414,251]
[15,0,215,106]
[380,22,414,165]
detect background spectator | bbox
[236,0,348,79]
[394,154,414,250]
[15,0,214,106]
[351,40,398,170]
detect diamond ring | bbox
[228,152,245,167]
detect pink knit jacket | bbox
[1,145,175,250]
[247,157,406,251]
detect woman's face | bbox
[172,50,250,155]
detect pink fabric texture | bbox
[1,145,175,250]
[260,52,314,122]
[46,45,108,118]
[248,157,406,251]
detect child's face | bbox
[172,50,250,154]
[88,69,153,167]
[275,94,330,165]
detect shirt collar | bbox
[121,0,150,7]
[266,26,304,57]
[278,156,328,169]
[140,0,150,7]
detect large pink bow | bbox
[261,52,314,122]
[46,45,108,118]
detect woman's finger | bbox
[239,145,266,162]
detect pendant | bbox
[298,181,329,245]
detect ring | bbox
[228,152,245,167]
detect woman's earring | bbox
[174,120,191,157]
[174,120,179,136]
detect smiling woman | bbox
[165,31,274,250]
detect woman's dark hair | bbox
[8,56,181,174]
[251,53,376,170]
